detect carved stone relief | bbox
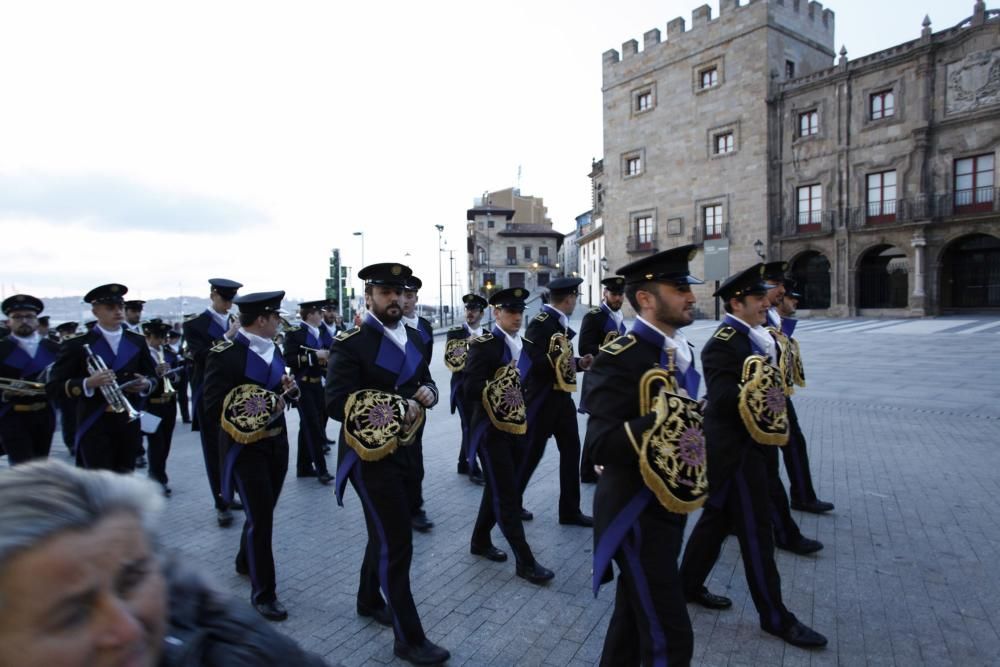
[946,49,1000,115]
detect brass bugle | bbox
[0,377,46,397]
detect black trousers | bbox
[76,410,141,473]
[145,397,177,486]
[680,446,796,634]
[194,392,226,510]
[294,382,329,476]
[472,428,535,566]
[350,456,426,646]
[782,399,818,504]
[57,396,77,453]
[518,392,582,518]
[764,446,803,547]
[175,378,191,422]
[233,436,288,604]
[601,513,692,667]
[0,407,54,464]
[402,422,426,517]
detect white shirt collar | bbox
[97,324,123,354]
[239,328,276,365]
[605,303,624,328]
[401,314,419,329]
[370,312,409,351]
[500,327,522,363]
[305,322,321,339]
[209,308,230,330]
[635,315,691,373]
[11,332,41,357]
[767,308,782,329]
[543,304,568,330]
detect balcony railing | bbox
[627,233,658,253]
[537,256,553,266]
[506,258,518,266]
[693,223,730,244]
[950,187,997,215]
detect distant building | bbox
[578,160,607,307]
[466,188,564,299]
[599,0,999,316]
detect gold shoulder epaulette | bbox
[335,328,360,342]
[61,331,86,342]
[589,306,602,314]
[522,335,534,345]
[472,333,494,344]
[210,339,233,353]
[600,334,636,356]
[183,312,199,321]
[533,312,548,322]
[449,325,464,332]
[713,326,736,341]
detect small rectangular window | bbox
[700,67,718,89]
[797,185,822,228]
[635,91,652,112]
[506,247,517,265]
[523,246,531,260]
[785,60,796,79]
[866,171,897,223]
[703,205,723,239]
[626,156,642,176]
[714,132,734,155]
[954,154,995,212]
[486,219,495,229]
[798,110,818,137]
[870,90,895,120]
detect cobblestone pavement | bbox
[28,316,1000,666]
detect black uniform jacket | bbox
[407,316,434,365]
[522,308,579,400]
[463,332,514,430]
[283,325,325,382]
[325,320,437,500]
[700,323,758,490]
[583,333,685,587]
[0,336,60,416]
[183,310,229,389]
[578,305,623,357]
[46,328,157,423]
[446,323,488,414]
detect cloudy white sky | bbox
[0,0,973,304]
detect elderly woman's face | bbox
[0,512,167,667]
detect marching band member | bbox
[679,265,827,650]
[465,287,555,584]
[46,284,156,473]
[445,293,488,484]
[166,329,192,424]
[520,276,593,527]
[285,299,333,484]
[183,277,243,527]
[325,262,449,666]
[123,299,146,334]
[401,275,435,532]
[142,319,180,496]
[202,291,297,622]
[582,246,706,666]
[0,295,59,464]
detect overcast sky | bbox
[0,0,973,304]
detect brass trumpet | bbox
[154,347,176,397]
[0,377,46,397]
[82,343,141,421]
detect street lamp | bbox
[754,239,765,260]
[353,231,365,317]
[435,224,445,327]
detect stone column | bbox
[911,233,927,315]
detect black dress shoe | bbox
[791,499,835,514]
[559,512,594,527]
[519,508,533,521]
[580,471,598,484]
[135,455,147,469]
[411,513,434,533]
[393,639,451,665]
[686,588,732,610]
[253,599,288,622]
[357,604,393,627]
[296,469,317,478]
[229,500,244,511]
[516,561,555,585]
[469,470,485,486]
[235,559,249,576]
[216,508,234,528]
[161,485,172,498]
[776,536,823,555]
[769,621,828,649]
[325,437,336,444]
[323,445,331,454]
[317,471,334,485]
[470,544,508,562]
[457,462,470,475]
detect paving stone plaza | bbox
[29,315,1000,666]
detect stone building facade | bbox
[771,1,1000,315]
[599,0,999,316]
[466,188,564,299]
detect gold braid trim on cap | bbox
[547,332,577,392]
[343,390,419,461]
[482,363,527,435]
[738,355,790,446]
[635,367,708,514]
[444,338,469,373]
[221,384,282,445]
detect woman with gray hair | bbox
[0,460,329,667]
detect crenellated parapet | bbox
[602,0,835,87]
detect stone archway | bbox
[788,250,831,309]
[939,233,1000,309]
[858,244,909,308]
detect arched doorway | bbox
[789,251,831,309]
[940,233,1000,309]
[858,244,908,308]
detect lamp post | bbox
[754,239,765,260]
[353,231,365,317]
[448,250,456,326]
[435,224,444,327]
